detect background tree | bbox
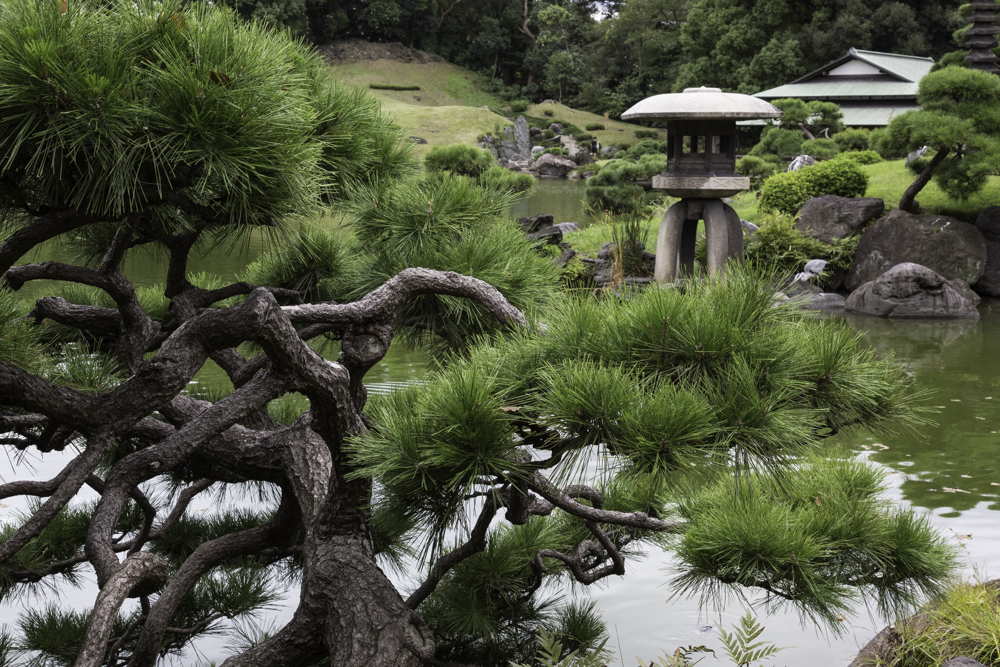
[0,2,956,667]
[879,66,1000,213]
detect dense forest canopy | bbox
[222,0,967,114]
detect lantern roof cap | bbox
[621,87,783,120]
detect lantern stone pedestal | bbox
[621,87,782,282]
[654,197,744,282]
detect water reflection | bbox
[843,304,1000,514]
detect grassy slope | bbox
[330,60,649,156]
[332,60,509,155]
[525,102,649,149]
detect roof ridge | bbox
[851,48,934,62]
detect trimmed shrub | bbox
[759,159,869,214]
[801,158,868,198]
[585,123,605,131]
[573,133,593,142]
[585,183,648,214]
[543,147,565,156]
[751,127,804,158]
[510,100,530,113]
[735,155,777,184]
[478,166,534,194]
[759,171,811,215]
[801,138,840,160]
[634,129,659,139]
[543,109,554,117]
[832,150,882,166]
[833,128,871,152]
[625,139,669,159]
[424,144,495,177]
[543,129,556,139]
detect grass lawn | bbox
[378,99,511,155]
[861,159,1000,222]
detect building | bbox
[751,48,934,128]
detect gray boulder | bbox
[599,145,618,158]
[593,242,655,287]
[974,205,1000,242]
[795,195,885,244]
[846,210,987,291]
[498,138,517,160]
[531,153,577,177]
[741,220,759,235]
[517,214,554,233]
[845,263,980,319]
[905,145,929,167]
[552,222,579,234]
[972,206,1000,296]
[941,658,987,667]
[514,115,532,158]
[531,145,545,158]
[549,122,564,134]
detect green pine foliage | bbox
[0,0,412,235]
[801,138,840,160]
[240,227,356,303]
[348,175,559,349]
[833,128,872,152]
[673,452,953,628]
[348,267,951,657]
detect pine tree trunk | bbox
[899,147,950,214]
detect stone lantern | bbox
[621,87,782,281]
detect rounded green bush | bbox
[585,123,606,131]
[543,129,556,139]
[574,133,593,142]
[634,129,659,139]
[510,100,530,113]
[833,150,882,166]
[544,147,565,156]
[759,171,811,215]
[424,144,495,177]
[543,109,554,117]
[735,155,777,182]
[801,138,840,160]
[833,128,871,152]
[800,158,869,198]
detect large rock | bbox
[593,242,655,287]
[973,240,1000,296]
[531,153,578,177]
[498,138,517,160]
[975,205,1000,242]
[846,210,987,291]
[514,115,531,158]
[795,195,884,244]
[845,263,980,319]
[517,214,554,233]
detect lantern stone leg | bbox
[654,198,744,282]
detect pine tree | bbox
[0,2,954,666]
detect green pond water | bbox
[11,180,1000,665]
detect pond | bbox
[3,179,999,666]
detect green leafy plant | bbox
[718,612,787,667]
[574,133,593,142]
[740,211,861,287]
[609,213,651,284]
[510,99,530,112]
[637,645,713,667]
[634,129,659,139]
[544,128,557,139]
[585,123,605,131]
[544,109,555,117]
[508,626,609,667]
[759,159,868,214]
